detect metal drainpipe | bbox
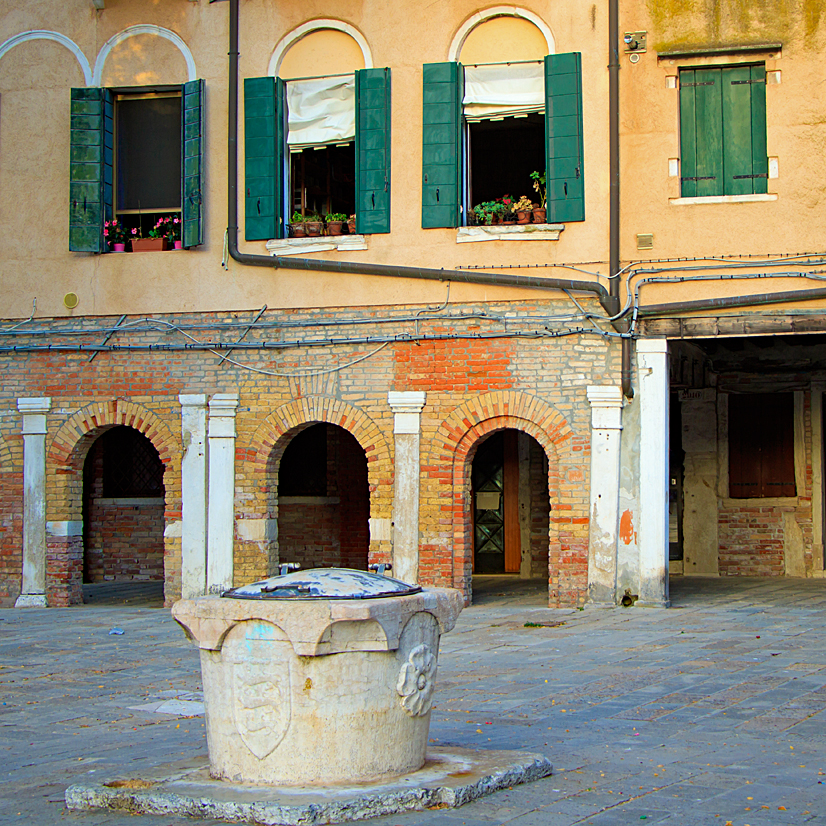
[225,0,616,315]
[636,285,826,317]
[609,0,633,399]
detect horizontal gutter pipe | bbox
[225,0,616,317]
[636,285,826,318]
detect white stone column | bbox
[586,386,623,604]
[15,397,51,607]
[179,394,208,598]
[636,339,670,607]
[207,394,239,594]
[388,391,426,584]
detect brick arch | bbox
[425,392,586,606]
[45,399,182,607]
[236,396,393,581]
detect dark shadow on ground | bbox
[82,580,165,607]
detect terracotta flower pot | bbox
[305,221,323,237]
[347,219,356,234]
[532,207,546,224]
[326,221,344,236]
[516,210,532,224]
[290,224,307,238]
[131,237,168,252]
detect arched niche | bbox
[449,8,554,63]
[99,32,189,87]
[270,20,371,78]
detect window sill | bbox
[456,223,565,243]
[266,236,367,256]
[669,193,778,206]
[722,496,798,508]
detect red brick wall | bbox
[0,469,23,605]
[529,438,550,574]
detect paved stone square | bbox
[2,576,826,825]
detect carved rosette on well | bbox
[396,643,436,717]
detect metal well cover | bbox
[222,567,422,601]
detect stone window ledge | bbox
[722,496,798,508]
[669,194,778,206]
[457,223,564,243]
[266,236,367,256]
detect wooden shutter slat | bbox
[693,68,723,197]
[356,67,391,234]
[182,79,204,248]
[749,64,769,195]
[421,61,461,228]
[70,87,112,252]
[722,65,755,196]
[545,52,584,223]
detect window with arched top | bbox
[244,24,391,241]
[422,12,585,229]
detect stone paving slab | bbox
[4,576,826,825]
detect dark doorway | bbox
[276,423,369,570]
[82,426,165,584]
[472,430,549,577]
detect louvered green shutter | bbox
[182,79,204,248]
[244,76,287,241]
[722,64,767,195]
[69,87,112,252]
[355,68,391,234]
[545,53,584,223]
[421,62,462,228]
[679,68,723,197]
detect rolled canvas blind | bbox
[287,75,355,149]
[463,62,544,122]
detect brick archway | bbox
[46,399,181,606]
[0,433,13,473]
[236,396,393,582]
[425,392,588,606]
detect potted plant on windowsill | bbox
[104,219,128,252]
[497,195,516,224]
[132,219,169,252]
[289,211,307,238]
[304,213,324,237]
[530,171,546,223]
[513,195,534,224]
[157,214,183,250]
[347,214,356,234]
[325,213,347,236]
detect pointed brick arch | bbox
[44,399,182,606]
[236,396,393,582]
[423,391,588,606]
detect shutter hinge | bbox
[680,81,715,87]
[680,176,716,181]
[732,173,769,179]
[731,79,766,85]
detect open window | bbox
[422,53,584,228]
[244,67,391,240]
[69,80,204,252]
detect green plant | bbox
[325,212,347,222]
[304,213,323,223]
[530,171,546,208]
[150,214,181,242]
[471,201,498,225]
[513,195,533,212]
[291,211,306,224]
[103,219,128,245]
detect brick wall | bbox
[529,437,550,575]
[0,299,613,607]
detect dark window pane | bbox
[278,424,328,496]
[290,144,355,218]
[117,96,181,211]
[101,427,165,497]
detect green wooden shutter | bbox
[679,68,723,197]
[421,62,462,229]
[355,68,391,234]
[722,64,767,195]
[182,79,204,248]
[244,76,287,241]
[69,87,112,252]
[545,53,585,223]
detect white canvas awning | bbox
[463,62,544,122]
[287,74,355,150]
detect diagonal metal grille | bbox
[102,427,164,497]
